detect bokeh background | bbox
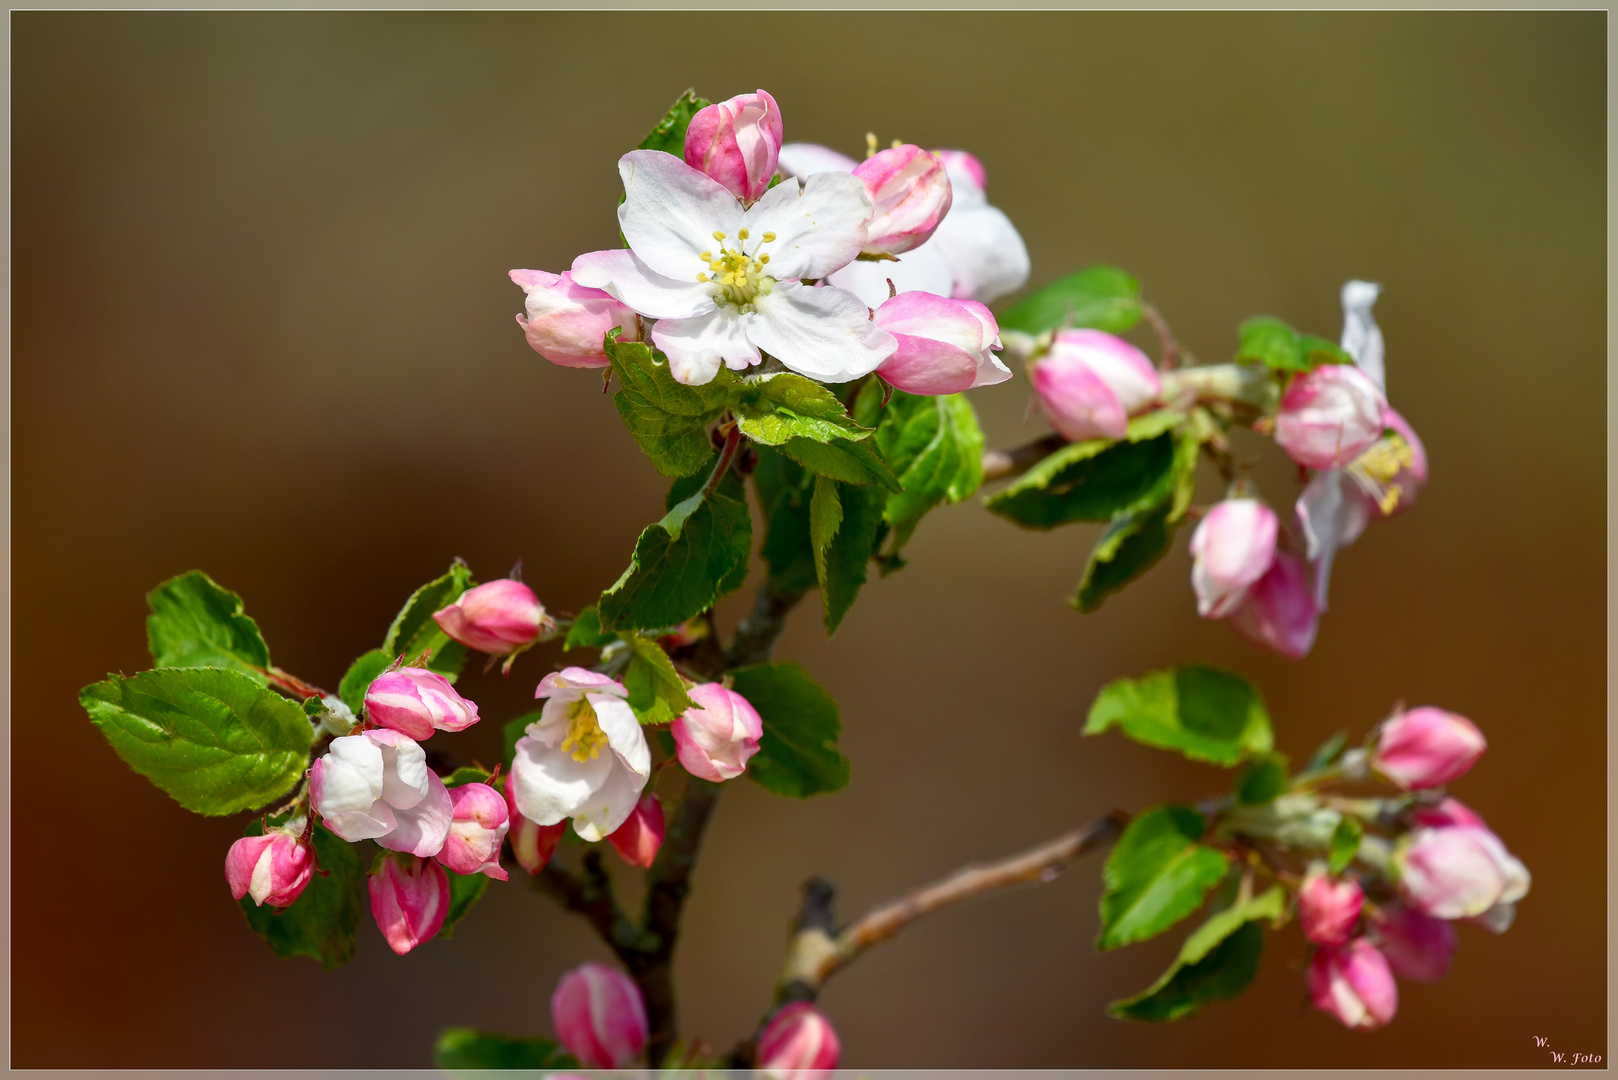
[13,11,1605,1069]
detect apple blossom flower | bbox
[606,793,665,869]
[683,90,783,205]
[510,269,640,369]
[432,579,552,659]
[510,667,650,841]
[1397,826,1530,920]
[871,291,1009,396]
[1367,903,1458,982]
[756,1002,841,1078]
[1371,708,1487,790]
[1030,329,1161,442]
[571,150,892,386]
[551,962,648,1068]
[1188,498,1279,618]
[504,770,565,875]
[364,667,480,741]
[437,781,510,880]
[369,854,450,956]
[1274,364,1385,471]
[851,144,952,256]
[225,825,313,909]
[310,729,453,857]
[1307,938,1398,1030]
[672,682,764,783]
[1299,866,1364,946]
[1228,551,1319,660]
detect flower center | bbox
[1352,434,1417,514]
[697,228,777,310]
[560,699,609,763]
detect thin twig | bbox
[529,853,652,957]
[1142,302,1181,371]
[980,433,1066,482]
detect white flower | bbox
[510,667,650,842]
[571,150,894,387]
[310,729,453,857]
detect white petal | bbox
[928,203,1030,304]
[747,172,872,280]
[377,737,429,810]
[571,248,713,321]
[616,149,745,281]
[321,736,385,810]
[1296,469,1373,610]
[652,308,759,385]
[511,736,613,826]
[592,695,651,779]
[378,771,454,857]
[570,760,649,842]
[1340,279,1386,395]
[746,281,896,384]
[972,350,1013,389]
[826,244,954,310]
[324,804,397,842]
[776,142,858,178]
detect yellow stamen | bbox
[1379,485,1404,515]
[738,227,749,240]
[890,138,902,149]
[761,232,776,242]
[865,132,878,159]
[699,251,712,261]
[559,699,609,763]
[697,272,708,282]
[712,230,726,241]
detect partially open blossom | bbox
[311,729,453,857]
[683,90,782,205]
[1372,708,1487,790]
[1275,365,1386,470]
[1368,903,1458,982]
[368,855,450,956]
[870,291,1008,396]
[510,269,639,369]
[931,148,987,193]
[1307,938,1398,1030]
[1397,826,1531,920]
[433,579,550,659]
[1189,499,1279,618]
[1031,329,1161,442]
[504,771,565,875]
[1410,797,1488,830]
[225,826,313,908]
[606,793,665,869]
[1300,867,1365,946]
[551,962,648,1069]
[511,668,650,841]
[756,1002,841,1078]
[851,145,952,256]
[364,667,480,740]
[437,782,510,880]
[672,682,764,782]
[1228,551,1319,660]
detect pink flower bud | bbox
[437,782,510,880]
[551,962,648,1069]
[872,291,1009,396]
[364,667,480,740]
[672,682,764,783]
[1410,797,1488,830]
[368,855,450,956]
[510,269,640,369]
[1307,938,1398,1030]
[225,827,313,908]
[1275,365,1386,470]
[1371,708,1487,790]
[1031,329,1161,442]
[683,89,783,205]
[1367,903,1458,982]
[1398,826,1531,920]
[606,793,665,869]
[1188,499,1279,618]
[930,149,987,200]
[756,1002,841,1078]
[1228,551,1319,660]
[504,770,565,875]
[851,145,953,256]
[432,579,550,657]
[1299,867,1364,946]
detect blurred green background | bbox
[13,11,1604,1068]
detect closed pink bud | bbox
[551,962,649,1068]
[851,145,953,256]
[606,793,665,869]
[225,828,313,908]
[1398,826,1530,920]
[364,667,480,740]
[368,855,450,956]
[1367,903,1458,982]
[756,1002,841,1078]
[503,771,565,875]
[510,269,639,369]
[437,782,510,880]
[872,291,1009,396]
[1372,708,1487,790]
[1189,499,1279,618]
[1031,329,1161,442]
[1409,796,1488,831]
[1228,551,1319,660]
[1275,365,1386,470]
[673,682,764,783]
[1307,938,1398,1030]
[433,579,550,657]
[683,89,783,205]
[1299,867,1364,946]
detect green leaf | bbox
[81,668,313,816]
[984,421,1181,531]
[858,387,985,564]
[1098,805,1230,950]
[1235,319,1353,374]
[1071,499,1180,613]
[503,711,542,768]
[753,447,819,596]
[239,822,364,970]
[434,1029,577,1071]
[1304,729,1349,773]
[1298,333,1353,367]
[441,765,492,788]
[733,372,871,447]
[597,486,752,632]
[777,434,902,492]
[338,649,392,716]
[438,869,489,940]
[145,571,271,680]
[819,481,886,635]
[732,663,849,798]
[1330,816,1364,874]
[384,561,473,680]
[563,606,617,651]
[1235,755,1289,805]
[606,333,734,477]
[809,474,843,589]
[996,265,1143,336]
[1109,886,1283,1021]
[623,635,693,725]
[636,89,711,156]
[1084,664,1274,766]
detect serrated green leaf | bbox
[338,649,392,716]
[777,434,902,492]
[1071,499,1180,613]
[809,473,843,590]
[598,486,752,632]
[434,1029,578,1071]
[1235,754,1289,805]
[1234,316,1306,372]
[1099,805,1230,950]
[623,635,693,725]
[984,421,1181,531]
[857,386,985,565]
[732,663,848,798]
[1330,816,1364,874]
[503,711,542,768]
[605,333,734,477]
[636,89,711,156]
[1085,664,1274,766]
[733,372,871,446]
[81,668,312,816]
[239,822,364,970]
[819,481,885,635]
[145,571,271,680]
[438,869,489,940]
[563,606,617,651]
[997,265,1143,336]
[384,561,473,680]
[754,447,819,596]
[1109,887,1283,1021]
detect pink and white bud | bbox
[756,1002,841,1078]
[1409,796,1488,831]
[1372,707,1487,790]
[606,793,665,869]
[1189,499,1279,618]
[551,962,649,1069]
[1031,329,1161,442]
[1367,903,1458,982]
[1398,826,1531,919]
[433,579,551,658]
[1299,866,1364,946]
[931,149,987,201]
[1307,938,1398,1030]
[368,854,450,956]
[510,269,640,369]
[225,827,313,908]
[672,682,764,783]
[310,729,453,857]
[437,782,510,880]
[1274,365,1386,470]
[872,291,1009,396]
[851,145,953,256]
[683,89,783,205]
[1228,551,1319,660]
[364,667,480,740]
[503,770,565,875]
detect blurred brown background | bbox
[12,11,1605,1069]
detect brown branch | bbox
[724,582,807,669]
[980,433,1065,482]
[1142,302,1182,371]
[529,851,653,958]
